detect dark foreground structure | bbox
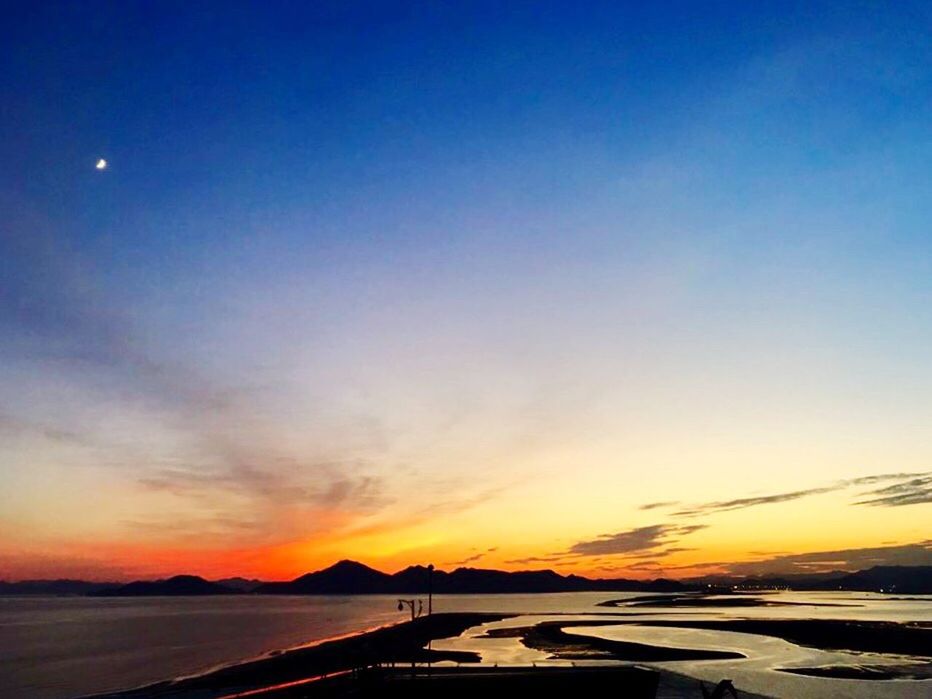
[218,665,660,699]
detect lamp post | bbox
[396,598,417,622]
[427,563,434,615]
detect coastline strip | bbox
[86,613,511,698]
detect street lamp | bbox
[396,564,435,622]
[397,598,418,622]
[427,563,434,616]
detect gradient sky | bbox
[2,1,931,581]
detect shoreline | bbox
[478,616,932,659]
[482,620,746,661]
[85,613,511,698]
[603,618,932,657]
[598,593,858,609]
[164,620,405,687]
[82,609,932,698]
[82,612,754,698]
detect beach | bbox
[4,591,930,699]
[83,613,772,699]
[86,613,506,698]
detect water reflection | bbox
[1,591,929,698]
[431,592,932,699]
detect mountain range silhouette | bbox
[3,561,929,596]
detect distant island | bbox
[2,560,931,597]
[90,575,234,597]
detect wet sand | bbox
[484,617,930,687]
[598,593,857,608]
[84,612,757,698]
[609,619,932,657]
[778,664,932,680]
[547,619,931,683]
[482,620,745,661]
[85,608,931,697]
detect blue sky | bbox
[1,1,931,579]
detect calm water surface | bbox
[0,591,929,698]
[0,592,620,698]
[433,591,932,699]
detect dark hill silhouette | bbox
[246,562,390,594]
[438,567,572,593]
[256,562,932,595]
[257,560,393,594]
[690,566,932,593]
[217,576,264,592]
[392,564,439,591]
[94,575,236,596]
[833,565,932,594]
[254,560,692,595]
[5,563,930,597]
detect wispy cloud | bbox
[505,554,575,566]
[564,523,706,557]
[623,560,665,571]
[666,471,931,517]
[855,476,932,507]
[843,472,928,486]
[126,514,268,542]
[621,546,696,560]
[672,486,838,517]
[446,553,486,566]
[411,485,508,519]
[0,207,225,416]
[639,501,679,511]
[1,206,404,548]
[137,463,387,510]
[0,412,92,446]
[719,541,932,576]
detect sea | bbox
[1,591,929,699]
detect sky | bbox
[1,1,931,582]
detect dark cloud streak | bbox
[564,523,706,557]
[672,486,838,517]
[446,553,486,566]
[639,501,679,511]
[719,541,932,576]
[855,476,932,507]
[665,471,932,517]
